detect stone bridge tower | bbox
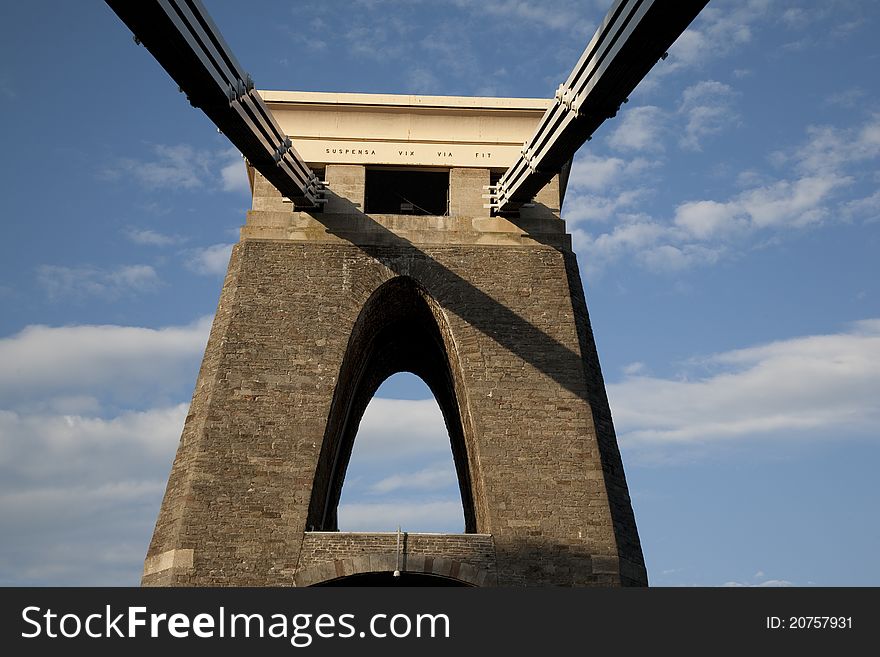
[142,91,646,587]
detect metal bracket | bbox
[521,143,544,174]
[305,175,328,203]
[272,137,293,164]
[555,84,581,115]
[225,74,255,105]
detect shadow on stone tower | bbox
[141,91,647,587]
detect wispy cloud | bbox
[123,227,186,247]
[338,501,464,533]
[722,570,796,587]
[662,0,771,74]
[184,243,234,276]
[779,3,868,39]
[782,117,880,176]
[452,0,595,35]
[610,319,880,454]
[0,315,215,584]
[824,87,867,109]
[722,578,794,588]
[564,191,650,225]
[843,190,880,223]
[0,405,186,585]
[608,106,666,153]
[100,143,250,194]
[219,148,249,194]
[36,264,160,301]
[0,317,211,411]
[100,144,209,190]
[571,219,724,275]
[606,80,738,155]
[567,154,656,193]
[566,113,880,274]
[564,152,657,227]
[677,80,739,151]
[674,173,849,238]
[369,462,456,494]
[347,397,452,462]
[338,394,464,532]
[407,67,443,94]
[571,219,664,268]
[674,114,880,241]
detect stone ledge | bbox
[294,532,498,586]
[241,211,571,249]
[143,548,194,577]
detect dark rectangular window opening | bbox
[365,167,449,215]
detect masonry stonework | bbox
[142,93,646,587]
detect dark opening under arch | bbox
[307,276,482,533]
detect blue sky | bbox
[0,0,878,587]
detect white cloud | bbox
[662,0,770,73]
[722,578,794,588]
[0,75,16,100]
[339,394,464,533]
[220,149,249,194]
[673,199,743,240]
[0,405,188,481]
[0,405,186,585]
[185,243,234,276]
[407,66,443,94]
[567,154,655,193]
[369,462,457,494]
[787,118,880,176]
[605,81,738,155]
[673,174,849,239]
[37,264,160,301]
[563,189,648,224]
[622,362,647,376]
[824,87,867,109]
[350,397,451,463]
[124,228,186,247]
[677,80,739,151]
[637,243,722,272]
[843,190,880,223]
[101,143,253,194]
[0,314,216,584]
[101,143,209,190]
[778,4,867,40]
[342,17,411,62]
[738,175,848,228]
[571,219,669,274]
[568,154,627,191]
[570,114,878,273]
[338,501,465,533]
[670,115,880,240]
[607,106,666,152]
[451,0,594,34]
[0,317,214,583]
[609,319,880,450]
[781,7,809,29]
[0,317,211,410]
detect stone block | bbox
[449,168,490,217]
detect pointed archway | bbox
[307,276,484,533]
[337,373,466,533]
